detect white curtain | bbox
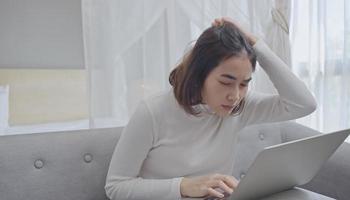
[0,85,9,130]
[290,0,350,133]
[82,0,292,128]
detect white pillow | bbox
[0,85,9,129]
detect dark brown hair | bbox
[169,21,257,115]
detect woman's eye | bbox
[219,81,231,86]
[240,83,248,87]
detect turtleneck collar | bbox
[192,103,216,115]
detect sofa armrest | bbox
[300,142,350,200]
[279,121,350,200]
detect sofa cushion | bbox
[0,127,122,200]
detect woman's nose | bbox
[227,89,240,103]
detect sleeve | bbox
[240,39,317,127]
[104,101,183,200]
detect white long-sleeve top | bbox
[105,39,317,200]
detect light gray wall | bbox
[0,0,84,69]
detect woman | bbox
[105,17,317,200]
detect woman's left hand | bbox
[212,17,257,46]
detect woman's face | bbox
[201,55,253,117]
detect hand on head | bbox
[211,17,257,45]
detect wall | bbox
[0,0,84,69]
[0,69,88,126]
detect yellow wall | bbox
[0,69,88,126]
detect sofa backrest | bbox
[233,122,284,179]
[0,121,326,200]
[232,121,323,179]
[0,127,122,200]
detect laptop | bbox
[205,128,350,200]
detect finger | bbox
[222,175,239,189]
[215,18,223,26]
[212,18,218,26]
[221,17,243,31]
[212,20,219,27]
[219,18,224,26]
[218,180,234,194]
[222,16,234,24]
[209,180,233,194]
[207,187,225,199]
[214,174,238,189]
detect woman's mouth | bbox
[221,105,233,111]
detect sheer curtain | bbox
[0,85,9,131]
[290,0,350,134]
[82,0,292,128]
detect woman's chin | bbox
[215,109,232,117]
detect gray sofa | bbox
[0,121,349,200]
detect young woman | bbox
[105,17,317,200]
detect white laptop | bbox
[205,128,350,200]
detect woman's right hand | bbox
[212,17,258,46]
[180,173,239,198]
